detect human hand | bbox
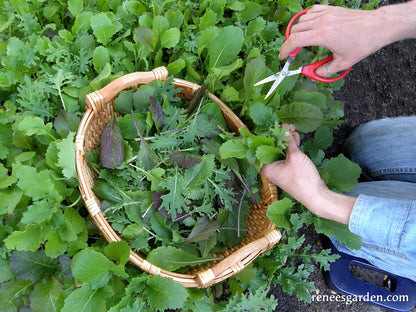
[262,125,356,225]
[262,125,327,214]
[279,5,398,78]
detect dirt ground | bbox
[270,1,416,311]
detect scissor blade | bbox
[253,73,280,86]
[264,77,282,99]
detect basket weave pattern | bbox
[75,67,281,288]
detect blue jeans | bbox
[330,116,416,281]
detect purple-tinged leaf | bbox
[169,151,201,169]
[153,190,189,222]
[149,96,164,130]
[100,119,125,169]
[180,216,220,247]
[152,190,168,209]
[186,84,208,113]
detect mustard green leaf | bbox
[71,248,127,290]
[68,0,83,17]
[90,13,115,45]
[314,217,362,250]
[93,46,110,72]
[323,154,361,193]
[56,132,77,179]
[100,119,125,169]
[255,145,283,164]
[29,279,63,312]
[249,102,278,127]
[0,186,22,215]
[219,139,248,159]
[144,275,188,311]
[72,11,93,34]
[16,166,64,202]
[161,27,180,48]
[267,198,295,230]
[9,250,59,282]
[277,102,324,133]
[104,241,131,266]
[4,223,44,252]
[21,199,59,225]
[146,246,215,271]
[61,284,113,312]
[208,26,244,68]
[197,26,220,56]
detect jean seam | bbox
[372,167,416,177]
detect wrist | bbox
[308,188,357,225]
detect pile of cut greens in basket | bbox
[87,77,286,271]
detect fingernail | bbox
[284,131,291,137]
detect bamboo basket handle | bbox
[85,67,169,113]
[196,229,281,287]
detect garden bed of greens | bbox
[0,0,380,311]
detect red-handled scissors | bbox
[254,9,351,99]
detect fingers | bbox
[283,124,300,145]
[279,5,329,60]
[279,29,322,60]
[315,59,350,78]
[315,62,333,78]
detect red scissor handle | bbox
[285,9,350,83]
[285,9,310,58]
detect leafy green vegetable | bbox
[100,118,125,169]
[0,0,376,310]
[147,246,219,271]
[89,79,254,263]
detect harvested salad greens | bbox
[88,77,262,271]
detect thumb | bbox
[284,130,299,154]
[262,160,286,185]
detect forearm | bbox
[308,188,357,226]
[376,1,416,44]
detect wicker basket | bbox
[75,66,281,288]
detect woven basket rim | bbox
[75,67,280,288]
